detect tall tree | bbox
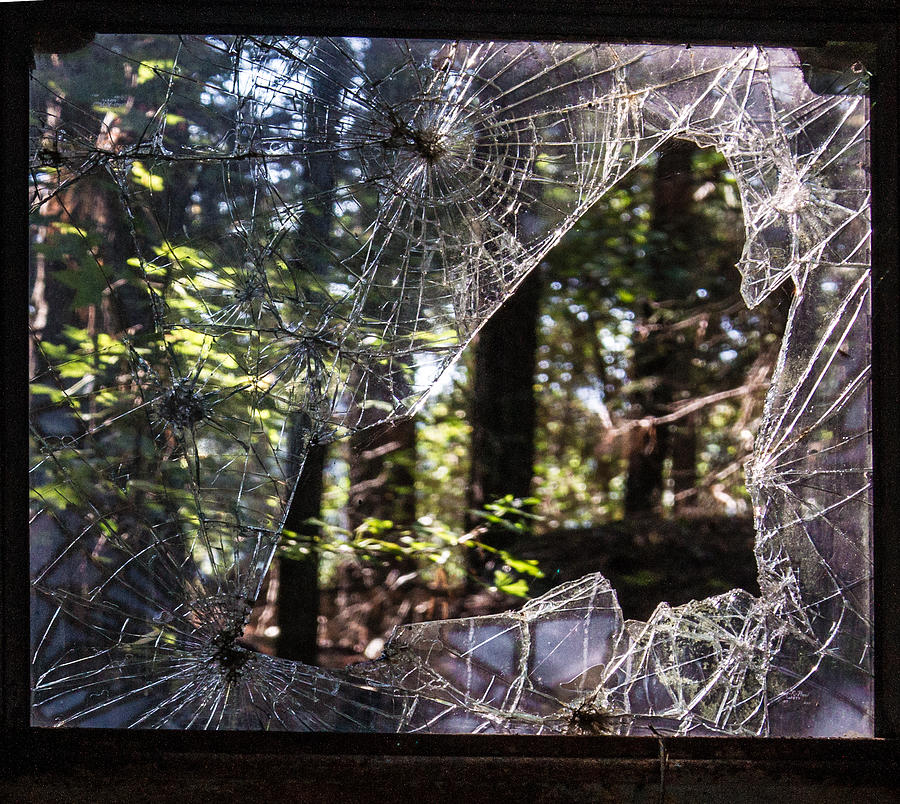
[274,40,344,661]
[466,270,542,562]
[277,435,326,661]
[624,141,698,515]
[348,415,417,530]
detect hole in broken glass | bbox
[294,149,775,670]
[28,35,872,735]
[157,378,210,429]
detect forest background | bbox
[29,35,789,668]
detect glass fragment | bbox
[29,36,872,735]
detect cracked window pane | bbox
[29,36,872,735]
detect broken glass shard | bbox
[29,36,872,734]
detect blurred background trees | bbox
[30,35,789,669]
[416,141,786,533]
[299,137,788,664]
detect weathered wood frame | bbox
[2,2,897,799]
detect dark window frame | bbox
[2,0,898,796]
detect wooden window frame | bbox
[2,1,897,797]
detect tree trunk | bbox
[624,423,670,515]
[274,44,343,659]
[348,416,416,530]
[671,414,698,509]
[624,141,697,515]
[466,270,542,556]
[277,443,326,662]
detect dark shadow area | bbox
[518,516,760,621]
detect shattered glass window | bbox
[29,36,872,735]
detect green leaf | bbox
[492,571,530,598]
[136,59,175,86]
[500,556,545,578]
[131,161,165,192]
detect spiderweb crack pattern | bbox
[29,37,871,734]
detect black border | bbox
[3,1,898,796]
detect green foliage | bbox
[468,494,543,533]
[415,148,782,529]
[279,498,545,598]
[31,37,784,643]
[415,365,472,530]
